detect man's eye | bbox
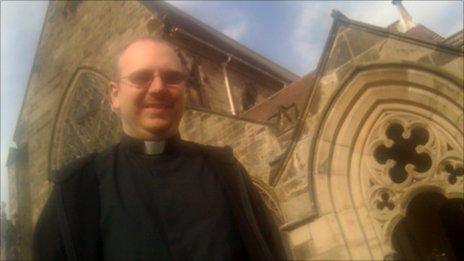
[162,70,187,85]
[130,71,153,85]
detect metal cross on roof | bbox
[392,0,416,33]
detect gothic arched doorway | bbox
[309,63,463,259]
[392,192,464,260]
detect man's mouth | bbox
[143,103,171,110]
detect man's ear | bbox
[108,81,120,113]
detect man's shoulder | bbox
[179,139,237,164]
[50,154,95,183]
[50,144,118,184]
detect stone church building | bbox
[6,1,463,260]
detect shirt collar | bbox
[120,132,182,155]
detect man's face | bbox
[109,41,186,141]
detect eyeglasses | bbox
[119,69,188,87]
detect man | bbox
[33,37,287,260]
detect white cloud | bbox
[221,20,247,40]
[167,1,249,41]
[292,2,336,73]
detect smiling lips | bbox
[143,103,171,110]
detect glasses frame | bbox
[117,68,188,88]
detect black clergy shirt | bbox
[99,133,248,260]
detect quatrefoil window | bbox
[374,123,432,183]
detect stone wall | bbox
[180,108,284,184]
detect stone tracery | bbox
[364,113,463,225]
[252,178,285,225]
[49,68,121,171]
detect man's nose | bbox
[147,75,165,94]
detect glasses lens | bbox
[161,70,187,85]
[128,70,154,86]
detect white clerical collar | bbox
[121,132,182,155]
[143,140,166,155]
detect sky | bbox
[1,1,463,214]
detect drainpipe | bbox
[222,56,236,115]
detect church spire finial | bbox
[392,0,416,33]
